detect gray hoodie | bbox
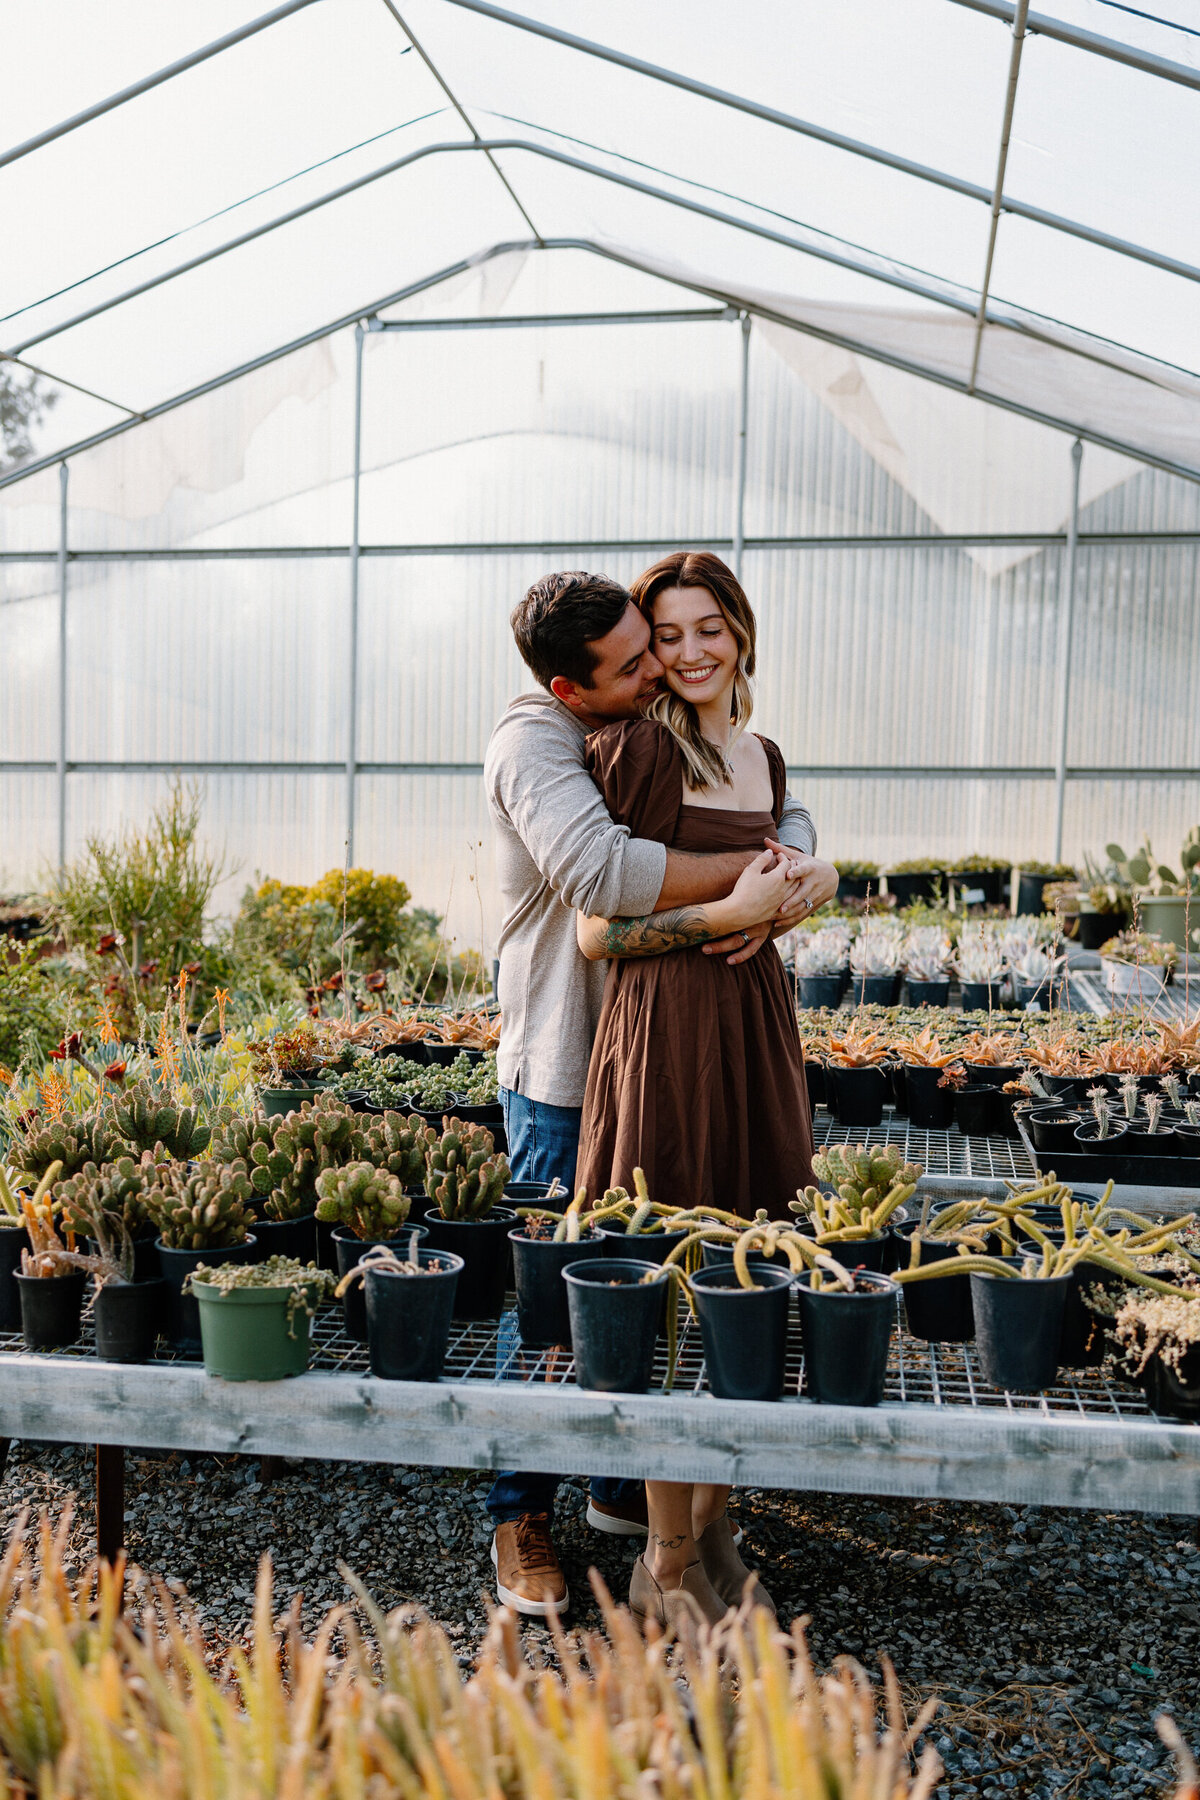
[485,690,816,1108]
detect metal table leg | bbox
[96,1444,125,1564]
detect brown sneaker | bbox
[586,1488,649,1537]
[491,1513,569,1618]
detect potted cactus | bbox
[54,1158,167,1361]
[823,1023,890,1129]
[11,1161,92,1349]
[792,929,849,1011]
[1073,1087,1129,1153]
[793,1143,919,1274]
[1099,930,1174,1002]
[108,1079,214,1158]
[1112,1284,1200,1421]
[336,1241,466,1381]
[848,928,904,1006]
[188,1255,337,1382]
[144,1161,258,1348]
[795,1263,899,1407]
[315,1161,419,1342]
[1108,831,1199,952]
[903,926,953,1007]
[420,1118,514,1320]
[0,1166,32,1334]
[894,1025,963,1129]
[508,1193,609,1348]
[954,934,1009,1012]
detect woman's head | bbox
[630,551,756,790]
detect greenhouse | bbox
[3,5,1200,1798]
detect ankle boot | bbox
[629,1555,729,1631]
[696,1516,777,1616]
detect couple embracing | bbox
[484,551,837,1628]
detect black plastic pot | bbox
[836,875,877,902]
[950,867,1008,907]
[700,1239,794,1274]
[260,1082,323,1119]
[334,1223,429,1341]
[1059,1265,1128,1368]
[425,1043,483,1068]
[884,1059,908,1114]
[378,1040,429,1064]
[1073,1119,1129,1152]
[505,1182,557,1203]
[421,1207,518,1320]
[904,1064,956,1129]
[595,1223,691,1267]
[1175,1123,1200,1154]
[364,1250,464,1381]
[894,1226,975,1342]
[510,1225,607,1347]
[798,974,844,1009]
[851,973,902,1006]
[690,1264,793,1401]
[816,1232,888,1274]
[1141,1345,1200,1422]
[82,1230,162,1284]
[796,1271,897,1406]
[884,872,942,906]
[965,1060,1021,1087]
[906,978,950,1008]
[804,1058,826,1111]
[1119,1125,1178,1158]
[156,1236,259,1350]
[0,1223,30,1334]
[954,1085,998,1137]
[1027,1107,1084,1155]
[881,1205,910,1272]
[316,1218,339,1273]
[1015,871,1051,916]
[824,1063,886,1129]
[992,1091,1022,1140]
[248,1212,319,1264]
[1042,1074,1088,1104]
[1013,980,1061,1010]
[1076,908,1127,950]
[16,1269,86,1349]
[970,1267,1071,1392]
[93,1278,165,1363]
[451,1100,504,1130]
[959,982,1006,1013]
[563,1258,663,1393]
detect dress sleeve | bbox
[584,720,683,848]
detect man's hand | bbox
[764,844,839,922]
[702,921,773,965]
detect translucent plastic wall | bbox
[3,294,1199,955]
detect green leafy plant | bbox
[314,1161,411,1239]
[833,859,879,879]
[144,1160,255,1251]
[424,1118,510,1220]
[185,1254,337,1335]
[0,939,69,1067]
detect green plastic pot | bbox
[1138,894,1190,952]
[193,1280,316,1381]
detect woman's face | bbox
[651,585,739,707]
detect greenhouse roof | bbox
[3,0,1199,490]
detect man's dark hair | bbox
[510,571,632,691]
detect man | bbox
[483,570,837,1616]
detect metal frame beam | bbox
[1052,438,1084,861]
[732,314,751,580]
[945,0,1200,92]
[4,232,1199,497]
[437,0,1200,282]
[346,323,366,862]
[0,0,321,172]
[5,760,1198,782]
[969,0,1029,392]
[376,307,735,329]
[55,462,68,870]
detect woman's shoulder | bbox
[585,717,674,756]
[751,733,788,814]
[585,718,682,836]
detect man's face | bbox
[550,603,664,725]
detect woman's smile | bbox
[676,663,720,686]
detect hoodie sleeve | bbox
[486,707,667,918]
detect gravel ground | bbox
[2,1440,1197,1799]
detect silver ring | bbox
[740,930,750,947]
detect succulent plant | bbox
[807,1143,921,1218]
[424,1118,510,1221]
[109,1079,214,1159]
[363,1110,435,1190]
[314,1161,410,1240]
[8,1115,122,1181]
[849,932,904,977]
[55,1151,163,1243]
[144,1160,255,1251]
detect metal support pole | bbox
[733,313,751,582]
[56,460,68,871]
[346,324,365,863]
[1052,438,1084,862]
[95,1443,125,1565]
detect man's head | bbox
[510,570,663,725]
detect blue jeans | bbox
[486,1088,639,1525]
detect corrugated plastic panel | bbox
[0,590,57,761]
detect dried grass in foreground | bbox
[0,1509,1194,1800]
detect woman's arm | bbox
[577,850,799,962]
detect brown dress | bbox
[575,719,815,1220]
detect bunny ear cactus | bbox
[145,1161,255,1251]
[363,1111,436,1190]
[314,1161,410,1240]
[109,1079,212,1159]
[54,1151,161,1240]
[424,1118,511,1221]
[800,1143,922,1230]
[9,1115,121,1181]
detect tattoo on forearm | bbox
[651,1532,686,1550]
[601,906,715,958]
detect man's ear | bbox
[549,675,583,710]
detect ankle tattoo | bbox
[651,1532,686,1550]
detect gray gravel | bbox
[2,1441,1197,1798]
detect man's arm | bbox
[578,852,799,961]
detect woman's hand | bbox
[715,850,801,931]
[763,846,840,923]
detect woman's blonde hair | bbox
[631,551,756,791]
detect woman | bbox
[574,551,826,1632]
